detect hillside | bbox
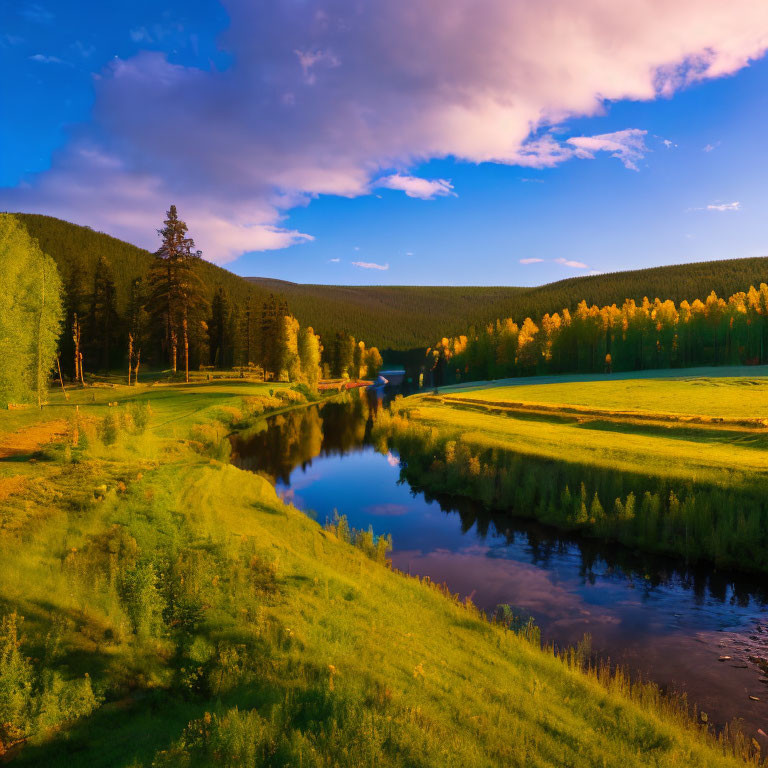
[248,256,768,350]
[15,214,768,352]
[16,214,272,313]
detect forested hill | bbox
[246,279,528,351]
[248,255,768,350]
[16,213,273,313]
[16,214,768,351]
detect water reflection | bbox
[231,392,768,733]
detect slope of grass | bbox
[0,381,757,766]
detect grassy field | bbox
[0,378,759,766]
[381,370,768,572]
[439,368,768,420]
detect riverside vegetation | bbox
[379,374,768,573]
[0,379,764,767]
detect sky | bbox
[2,0,768,286]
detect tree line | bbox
[430,287,768,383]
[1,209,383,407]
[247,256,768,351]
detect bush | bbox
[127,401,152,433]
[241,395,283,418]
[325,513,392,566]
[119,561,166,639]
[98,412,119,445]
[275,388,306,404]
[189,424,232,462]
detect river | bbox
[231,390,768,737]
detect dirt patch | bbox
[0,419,69,459]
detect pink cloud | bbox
[2,0,768,262]
[352,261,389,270]
[555,257,589,269]
[378,174,455,200]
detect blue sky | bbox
[2,0,767,286]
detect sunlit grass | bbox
[0,379,761,766]
[440,372,768,419]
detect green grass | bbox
[383,373,768,572]
[0,379,761,766]
[440,373,768,420]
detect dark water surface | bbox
[231,392,768,735]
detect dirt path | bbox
[0,419,69,459]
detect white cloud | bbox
[352,261,389,270]
[4,0,768,262]
[555,257,589,269]
[377,174,455,200]
[519,258,544,264]
[703,142,719,152]
[328,257,340,262]
[707,201,740,211]
[567,129,649,171]
[29,53,64,64]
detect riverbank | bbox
[0,380,760,766]
[388,373,768,573]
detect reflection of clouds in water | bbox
[394,547,623,631]
[386,452,400,467]
[364,503,410,517]
[278,487,306,510]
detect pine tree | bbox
[127,278,149,384]
[209,288,232,368]
[62,261,89,380]
[147,205,208,381]
[89,255,120,371]
[259,294,283,379]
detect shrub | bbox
[119,561,165,639]
[189,424,232,461]
[325,513,392,566]
[127,401,152,433]
[275,388,306,405]
[99,412,119,445]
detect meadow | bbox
[380,371,768,572]
[0,376,761,766]
[439,369,768,419]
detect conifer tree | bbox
[127,278,149,384]
[147,205,208,381]
[209,288,232,368]
[89,255,120,371]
